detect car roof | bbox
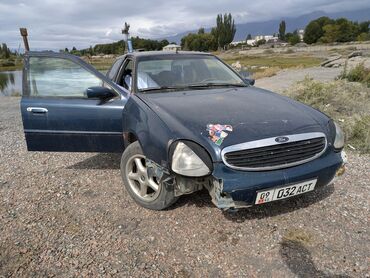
[117,50,213,59]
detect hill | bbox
[163,8,370,43]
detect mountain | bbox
[163,8,370,43]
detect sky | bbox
[1,0,370,50]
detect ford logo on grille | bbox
[275,136,289,143]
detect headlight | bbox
[171,141,211,177]
[334,122,345,150]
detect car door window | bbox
[107,58,123,80]
[120,60,133,91]
[28,57,103,98]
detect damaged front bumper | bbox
[146,150,345,210]
[208,150,345,209]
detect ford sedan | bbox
[20,51,346,210]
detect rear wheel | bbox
[120,141,178,210]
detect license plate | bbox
[255,179,317,205]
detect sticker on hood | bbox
[207,124,233,146]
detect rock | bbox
[295,42,307,47]
[323,58,346,68]
[231,61,242,70]
[321,55,342,67]
[348,51,362,58]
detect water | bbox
[0,71,22,96]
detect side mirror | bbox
[244,78,255,86]
[238,70,255,86]
[86,86,116,99]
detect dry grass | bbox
[284,78,370,153]
[223,54,322,69]
[252,67,281,79]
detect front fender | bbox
[122,95,172,168]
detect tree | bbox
[304,17,333,44]
[64,48,69,53]
[214,13,236,49]
[256,39,266,46]
[279,20,286,41]
[318,18,359,43]
[246,34,252,40]
[286,30,300,45]
[198,28,205,34]
[1,43,10,58]
[181,32,217,51]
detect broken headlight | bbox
[170,141,212,177]
[333,122,345,150]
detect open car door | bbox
[21,51,128,152]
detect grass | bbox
[252,66,281,79]
[222,54,322,70]
[81,56,116,71]
[338,63,370,87]
[222,53,322,80]
[0,58,23,71]
[284,77,370,153]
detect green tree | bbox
[198,28,205,34]
[1,43,10,58]
[181,32,217,51]
[256,39,266,46]
[279,20,286,41]
[304,17,333,44]
[64,47,69,53]
[320,18,359,43]
[214,13,236,49]
[246,34,252,40]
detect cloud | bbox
[0,0,369,49]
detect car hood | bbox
[137,87,330,161]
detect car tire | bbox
[120,141,178,210]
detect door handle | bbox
[26,107,48,113]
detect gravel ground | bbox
[0,96,369,277]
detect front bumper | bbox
[209,150,344,209]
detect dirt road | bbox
[0,95,369,277]
[256,66,342,93]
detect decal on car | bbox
[207,124,233,146]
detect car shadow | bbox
[68,153,121,170]
[171,183,335,222]
[279,239,350,278]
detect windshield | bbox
[136,55,245,92]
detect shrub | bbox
[339,63,370,87]
[284,78,370,153]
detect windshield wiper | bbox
[139,86,186,92]
[139,83,247,93]
[187,82,247,88]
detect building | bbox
[254,35,278,42]
[163,44,181,51]
[298,29,305,41]
[246,39,256,46]
[230,40,245,46]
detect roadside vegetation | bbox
[284,78,370,153]
[222,54,322,79]
[0,43,22,71]
[338,63,370,87]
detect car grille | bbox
[222,133,327,171]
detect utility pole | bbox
[19,28,30,52]
[121,22,133,53]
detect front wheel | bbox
[120,141,178,210]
